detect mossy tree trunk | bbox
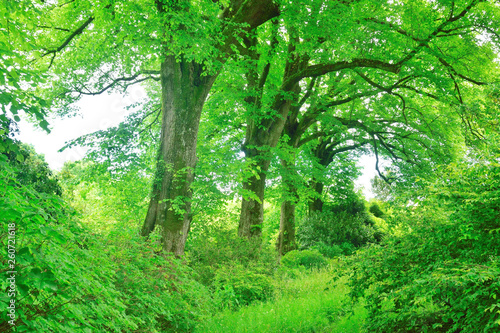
[238,36,309,239]
[277,157,299,256]
[141,56,215,255]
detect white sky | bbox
[15,87,376,199]
[16,86,147,170]
[355,154,377,199]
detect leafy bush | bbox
[348,159,500,332]
[281,249,328,269]
[4,142,61,196]
[0,154,213,332]
[297,196,381,253]
[312,242,344,258]
[196,267,367,333]
[350,234,500,332]
[58,160,150,232]
[368,201,385,218]
[186,225,277,309]
[212,264,274,308]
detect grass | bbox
[195,263,367,333]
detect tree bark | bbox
[306,137,368,215]
[308,180,325,214]
[277,157,299,256]
[142,56,215,255]
[237,99,293,238]
[238,147,270,238]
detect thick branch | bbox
[438,57,488,86]
[284,59,401,91]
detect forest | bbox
[1,0,500,332]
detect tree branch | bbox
[396,0,484,66]
[372,136,394,184]
[284,58,401,90]
[437,57,488,85]
[67,71,160,96]
[41,16,94,68]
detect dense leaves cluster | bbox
[0,154,214,332]
[280,249,328,269]
[348,158,500,332]
[297,194,383,257]
[4,143,61,196]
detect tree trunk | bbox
[237,61,305,238]
[141,56,215,256]
[277,155,299,256]
[276,102,305,256]
[308,180,324,214]
[278,200,297,254]
[237,106,292,238]
[238,158,269,238]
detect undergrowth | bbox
[195,263,367,333]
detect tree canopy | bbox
[2,0,500,332]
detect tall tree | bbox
[236,0,500,243]
[28,0,278,255]
[275,75,447,255]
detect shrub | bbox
[186,227,276,281]
[0,154,213,332]
[340,242,357,256]
[348,159,500,332]
[212,264,274,308]
[297,196,381,252]
[368,201,385,218]
[4,143,62,196]
[281,249,328,269]
[312,242,344,258]
[186,226,277,310]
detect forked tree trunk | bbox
[307,138,364,215]
[141,56,215,255]
[237,107,292,238]
[238,54,306,239]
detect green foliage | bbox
[212,265,274,308]
[370,175,394,201]
[0,0,50,131]
[297,195,382,255]
[348,158,500,332]
[4,142,61,196]
[59,160,150,232]
[196,266,367,333]
[0,153,213,332]
[5,0,500,331]
[312,242,344,259]
[186,225,277,309]
[368,201,385,218]
[281,249,328,269]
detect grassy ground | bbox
[195,264,367,333]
